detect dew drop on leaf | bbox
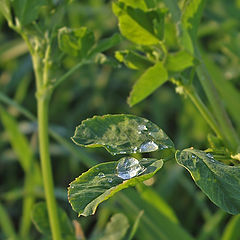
[98,172,105,178]
[139,141,158,152]
[116,157,145,180]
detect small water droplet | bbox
[98,172,105,178]
[192,154,196,159]
[160,145,168,150]
[206,153,215,162]
[139,141,158,153]
[108,178,113,183]
[116,157,145,180]
[138,125,147,131]
[132,146,138,153]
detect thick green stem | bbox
[37,93,62,240]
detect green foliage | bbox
[68,158,163,216]
[58,27,95,58]
[176,148,240,214]
[128,62,168,106]
[222,215,240,240]
[72,114,174,155]
[0,0,12,23]
[32,202,75,239]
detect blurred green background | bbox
[0,0,240,239]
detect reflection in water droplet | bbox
[139,141,158,152]
[138,125,147,131]
[116,157,145,180]
[206,153,215,162]
[98,172,105,178]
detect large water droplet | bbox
[98,172,105,178]
[139,141,158,153]
[116,157,145,180]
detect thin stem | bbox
[52,59,91,89]
[37,94,62,240]
[195,47,239,151]
[184,86,223,141]
[0,202,17,239]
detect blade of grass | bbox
[127,210,144,240]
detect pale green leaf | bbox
[112,2,159,45]
[13,0,46,26]
[222,215,240,240]
[176,148,240,214]
[165,50,194,72]
[72,114,174,155]
[128,61,168,106]
[99,213,129,240]
[32,202,75,239]
[68,158,163,216]
[58,27,95,57]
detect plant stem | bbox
[37,92,62,240]
[195,47,239,151]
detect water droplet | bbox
[160,145,168,150]
[192,154,196,159]
[108,178,113,183]
[132,146,138,153]
[206,153,215,162]
[139,141,158,153]
[138,125,147,131]
[116,157,145,180]
[98,172,105,178]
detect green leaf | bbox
[112,2,160,45]
[68,158,163,216]
[118,0,148,10]
[12,0,46,26]
[89,33,122,57]
[58,27,95,58]
[128,61,168,106]
[222,215,240,240]
[176,148,240,214]
[115,50,153,70]
[99,213,129,240]
[72,114,174,155]
[0,0,12,23]
[165,50,194,72]
[32,202,75,239]
[127,210,144,240]
[181,0,206,40]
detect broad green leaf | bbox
[176,148,240,214]
[165,50,194,72]
[89,33,122,57]
[58,27,95,58]
[0,0,12,23]
[136,183,179,223]
[99,213,129,240]
[12,0,46,26]
[128,61,168,106]
[72,114,174,155]
[68,158,163,216]
[32,202,75,239]
[115,50,153,70]
[222,215,240,240]
[112,2,160,45]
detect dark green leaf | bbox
[115,50,153,70]
[12,0,46,26]
[72,114,174,155]
[128,61,168,106]
[118,0,148,11]
[112,2,159,45]
[176,148,240,214]
[32,202,75,239]
[58,27,95,58]
[68,158,163,216]
[165,50,194,72]
[0,0,12,23]
[99,213,129,240]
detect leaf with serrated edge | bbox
[176,148,240,214]
[72,114,174,155]
[68,158,163,216]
